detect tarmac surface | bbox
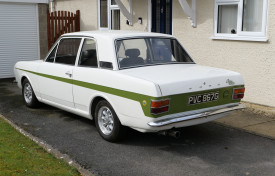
[1,79,275,176]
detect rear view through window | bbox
[116,38,193,69]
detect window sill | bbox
[211,36,268,42]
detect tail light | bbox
[232,88,245,100]
[151,99,170,114]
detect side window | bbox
[46,45,57,63]
[55,38,81,65]
[79,39,98,67]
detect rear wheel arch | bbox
[91,96,106,119]
[90,96,120,121]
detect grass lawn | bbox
[0,117,81,176]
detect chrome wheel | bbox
[98,106,114,135]
[24,83,33,104]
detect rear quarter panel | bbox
[72,67,162,123]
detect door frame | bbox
[148,0,173,34]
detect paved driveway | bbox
[1,79,275,176]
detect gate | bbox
[47,10,80,50]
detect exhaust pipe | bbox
[168,130,181,138]
[158,130,181,138]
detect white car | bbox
[14,31,245,142]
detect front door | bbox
[38,38,82,108]
[151,0,172,34]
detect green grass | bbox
[0,117,81,176]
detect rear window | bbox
[116,37,193,69]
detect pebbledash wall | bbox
[53,0,275,108]
[54,0,98,31]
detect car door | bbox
[73,38,100,113]
[38,37,82,108]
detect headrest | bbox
[125,49,140,58]
[82,49,96,58]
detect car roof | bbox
[62,30,173,39]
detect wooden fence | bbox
[47,10,80,50]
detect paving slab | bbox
[243,120,275,139]
[215,110,275,140]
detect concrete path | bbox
[215,111,275,140]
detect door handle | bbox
[65,71,72,77]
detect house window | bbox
[213,0,268,41]
[100,0,108,28]
[98,0,120,30]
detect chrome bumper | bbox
[148,103,245,127]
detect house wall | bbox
[120,0,149,31]
[171,0,275,107]
[54,0,97,31]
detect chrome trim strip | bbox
[148,104,245,127]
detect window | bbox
[98,0,120,30]
[213,0,268,41]
[55,38,81,65]
[116,38,193,69]
[79,39,98,67]
[46,45,57,63]
[100,0,108,28]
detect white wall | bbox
[172,0,275,107]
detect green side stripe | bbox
[17,68,154,100]
[17,68,244,118]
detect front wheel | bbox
[95,100,124,142]
[22,79,39,108]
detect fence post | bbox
[76,10,80,32]
[47,9,50,50]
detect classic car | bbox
[14,31,245,142]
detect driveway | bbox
[1,79,275,176]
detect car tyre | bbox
[22,79,40,108]
[95,100,124,142]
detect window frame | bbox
[44,37,83,66]
[45,43,59,63]
[98,0,120,30]
[213,0,268,42]
[77,37,100,68]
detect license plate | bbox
[188,92,219,105]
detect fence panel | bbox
[47,10,80,50]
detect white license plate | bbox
[188,92,219,105]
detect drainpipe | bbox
[50,0,55,12]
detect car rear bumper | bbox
[147,103,245,127]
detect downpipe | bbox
[158,130,181,139]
